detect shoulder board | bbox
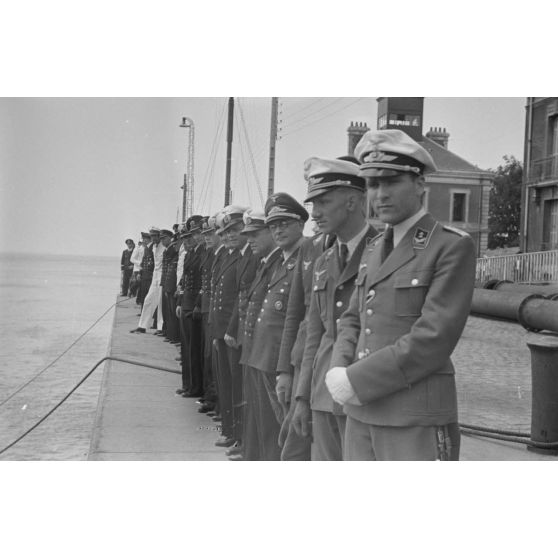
[443,225,469,237]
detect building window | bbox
[378,114,387,129]
[450,190,469,222]
[388,113,421,127]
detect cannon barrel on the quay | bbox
[471,288,558,333]
[479,279,558,298]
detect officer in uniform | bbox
[178,215,205,396]
[325,129,476,460]
[224,209,260,456]
[238,210,282,460]
[135,227,158,310]
[211,206,247,447]
[290,157,378,460]
[161,229,180,343]
[195,214,220,412]
[242,193,309,460]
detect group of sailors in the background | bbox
[121,129,477,461]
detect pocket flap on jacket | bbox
[394,269,434,288]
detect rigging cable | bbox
[237,99,265,206]
[197,99,227,214]
[281,97,344,130]
[281,97,365,138]
[282,97,328,120]
[0,356,180,457]
[0,300,120,408]
[234,108,253,206]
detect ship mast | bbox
[224,97,234,206]
[267,97,279,196]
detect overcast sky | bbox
[0,97,526,257]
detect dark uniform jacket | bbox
[121,249,133,270]
[140,243,155,281]
[244,243,303,373]
[240,247,282,367]
[197,247,214,314]
[181,243,205,311]
[208,244,232,339]
[226,243,259,346]
[331,213,476,427]
[162,242,179,293]
[209,245,235,336]
[276,234,330,375]
[295,225,378,415]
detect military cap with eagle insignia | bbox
[355,129,437,177]
[241,208,267,233]
[220,204,249,233]
[201,213,219,235]
[303,156,365,202]
[264,192,309,224]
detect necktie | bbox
[339,243,349,270]
[381,226,394,263]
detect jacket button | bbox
[314,286,318,291]
[338,285,344,290]
[366,309,373,316]
[336,318,340,324]
[368,289,375,299]
[411,278,419,286]
[264,299,268,303]
[365,328,371,335]
[336,301,342,308]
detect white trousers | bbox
[138,282,164,330]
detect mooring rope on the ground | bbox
[0,356,180,457]
[0,297,131,408]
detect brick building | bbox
[521,97,558,252]
[347,97,493,255]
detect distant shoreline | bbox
[0,251,118,260]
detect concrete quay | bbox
[89,298,558,460]
[88,297,226,460]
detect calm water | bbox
[0,252,121,460]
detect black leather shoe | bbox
[228,453,244,461]
[225,443,243,456]
[211,415,222,422]
[215,436,235,448]
[130,327,146,334]
[175,388,188,395]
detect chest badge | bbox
[413,227,431,249]
[274,300,283,311]
[314,269,327,281]
[303,260,312,271]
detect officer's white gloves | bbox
[325,367,361,406]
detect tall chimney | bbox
[347,121,370,156]
[425,126,450,149]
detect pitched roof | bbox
[419,135,485,173]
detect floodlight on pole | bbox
[179,117,195,222]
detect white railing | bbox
[476,250,558,284]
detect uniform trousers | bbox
[121,268,133,296]
[138,282,164,331]
[243,366,283,461]
[215,338,233,439]
[163,293,180,342]
[311,411,346,461]
[343,417,461,461]
[137,274,152,305]
[280,365,311,461]
[179,312,191,391]
[227,345,244,443]
[188,314,203,396]
[201,314,217,404]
